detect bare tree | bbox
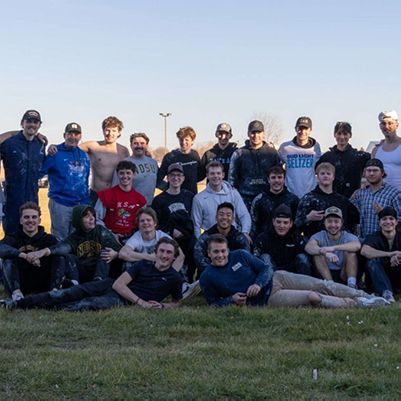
[251,113,283,147]
[193,141,215,158]
[150,147,168,163]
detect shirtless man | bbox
[372,110,401,191]
[49,116,129,196]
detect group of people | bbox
[0,108,400,311]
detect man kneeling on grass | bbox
[200,234,388,308]
[1,238,183,311]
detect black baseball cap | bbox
[22,110,41,122]
[248,120,264,132]
[65,122,82,134]
[378,206,397,220]
[295,116,312,129]
[272,204,292,219]
[167,163,184,174]
[365,158,384,171]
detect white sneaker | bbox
[11,290,24,301]
[182,280,201,301]
[356,296,390,308]
[382,290,396,303]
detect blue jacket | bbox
[41,143,90,206]
[200,249,273,307]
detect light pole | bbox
[159,112,172,153]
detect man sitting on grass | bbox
[1,238,183,311]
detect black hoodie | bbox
[201,142,238,178]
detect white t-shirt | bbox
[125,230,171,254]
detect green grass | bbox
[1,299,401,400]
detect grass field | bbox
[1,189,401,400]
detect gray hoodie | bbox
[191,181,251,238]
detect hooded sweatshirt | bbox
[278,136,321,198]
[201,142,238,178]
[49,205,121,264]
[191,181,251,238]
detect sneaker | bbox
[0,298,17,310]
[356,296,391,308]
[60,279,74,289]
[11,290,24,301]
[382,290,396,303]
[182,280,201,301]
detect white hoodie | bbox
[191,181,251,238]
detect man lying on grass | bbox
[200,234,389,308]
[0,237,183,311]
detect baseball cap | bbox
[167,163,184,174]
[216,123,232,135]
[248,120,264,132]
[295,116,312,129]
[378,110,399,122]
[324,206,343,219]
[365,158,384,171]
[378,206,397,220]
[272,204,292,219]
[65,122,82,134]
[22,110,41,122]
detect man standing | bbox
[251,165,299,238]
[194,202,250,274]
[305,207,360,288]
[253,204,310,275]
[295,162,359,238]
[372,110,401,190]
[0,202,63,300]
[40,122,90,240]
[0,110,46,234]
[361,207,401,303]
[317,122,370,198]
[199,234,273,307]
[192,161,251,239]
[112,132,158,205]
[1,238,183,311]
[95,161,146,243]
[279,116,321,198]
[157,126,204,194]
[351,159,401,239]
[228,120,281,209]
[201,123,237,178]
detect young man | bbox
[192,161,251,239]
[351,159,401,239]
[201,122,237,178]
[112,132,158,204]
[0,110,46,234]
[253,204,311,275]
[305,207,360,288]
[317,122,370,198]
[361,206,401,303]
[0,202,63,300]
[228,120,281,209]
[200,234,273,307]
[1,238,184,311]
[194,202,250,274]
[48,116,130,197]
[250,165,299,238]
[40,122,90,240]
[151,163,196,281]
[27,205,121,284]
[279,116,321,198]
[95,161,146,243]
[157,126,204,194]
[372,110,401,191]
[295,162,359,238]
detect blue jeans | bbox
[366,259,393,294]
[260,253,312,276]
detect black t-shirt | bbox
[364,230,401,268]
[125,260,183,302]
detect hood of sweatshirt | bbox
[291,136,317,149]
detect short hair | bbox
[206,160,224,173]
[217,202,234,213]
[20,202,41,217]
[136,206,158,226]
[102,116,124,132]
[207,233,228,250]
[176,126,196,141]
[82,206,96,218]
[130,132,150,144]
[155,237,180,258]
[315,162,335,175]
[334,121,352,136]
[116,160,137,173]
[268,165,285,177]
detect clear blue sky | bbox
[1,0,400,151]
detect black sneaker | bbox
[60,279,75,289]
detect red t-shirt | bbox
[97,185,146,235]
